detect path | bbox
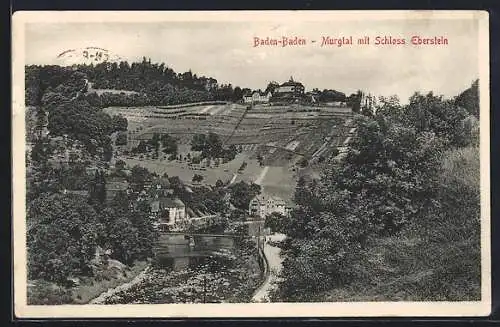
[229,173,238,185]
[252,233,286,303]
[254,166,269,185]
[88,266,151,304]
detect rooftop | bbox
[159,197,185,208]
[251,194,285,203]
[280,77,304,87]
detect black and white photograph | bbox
[12,10,490,317]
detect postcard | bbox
[12,10,490,318]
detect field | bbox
[108,103,355,202]
[120,146,263,187]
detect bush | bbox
[238,161,247,172]
[28,280,73,305]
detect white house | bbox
[151,197,187,225]
[163,198,186,225]
[243,90,272,104]
[248,194,287,218]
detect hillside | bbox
[314,146,480,302]
[269,81,482,302]
[25,58,243,108]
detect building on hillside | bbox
[243,90,272,104]
[151,177,172,196]
[248,194,287,218]
[270,77,306,105]
[143,177,154,190]
[326,101,347,107]
[150,196,187,225]
[105,176,129,201]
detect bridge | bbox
[160,232,242,238]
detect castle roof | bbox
[280,77,304,87]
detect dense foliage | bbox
[190,133,238,161]
[273,81,481,301]
[27,190,158,284]
[455,79,479,118]
[26,58,245,108]
[228,181,261,210]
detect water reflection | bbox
[154,234,236,270]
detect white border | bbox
[12,10,491,318]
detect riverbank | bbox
[27,260,149,305]
[89,265,151,304]
[100,244,262,304]
[73,260,150,304]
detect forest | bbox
[27,187,158,285]
[26,58,355,109]
[25,58,242,108]
[268,80,481,301]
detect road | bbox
[252,233,286,303]
[89,266,151,304]
[254,166,269,185]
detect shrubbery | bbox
[274,82,481,301]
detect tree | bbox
[150,133,160,158]
[133,140,148,154]
[46,99,117,154]
[455,79,479,118]
[115,131,127,146]
[233,86,243,102]
[89,170,106,206]
[265,212,287,234]
[238,161,247,172]
[192,174,204,183]
[347,90,362,113]
[102,137,113,162]
[31,139,50,165]
[203,132,223,159]
[265,81,280,95]
[97,192,158,265]
[111,115,128,132]
[191,134,206,151]
[229,181,261,210]
[115,159,126,170]
[129,165,151,192]
[256,155,264,166]
[273,86,476,301]
[161,134,178,155]
[404,92,469,148]
[27,193,104,283]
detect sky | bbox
[24,17,480,103]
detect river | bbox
[99,233,264,304]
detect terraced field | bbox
[108,103,355,202]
